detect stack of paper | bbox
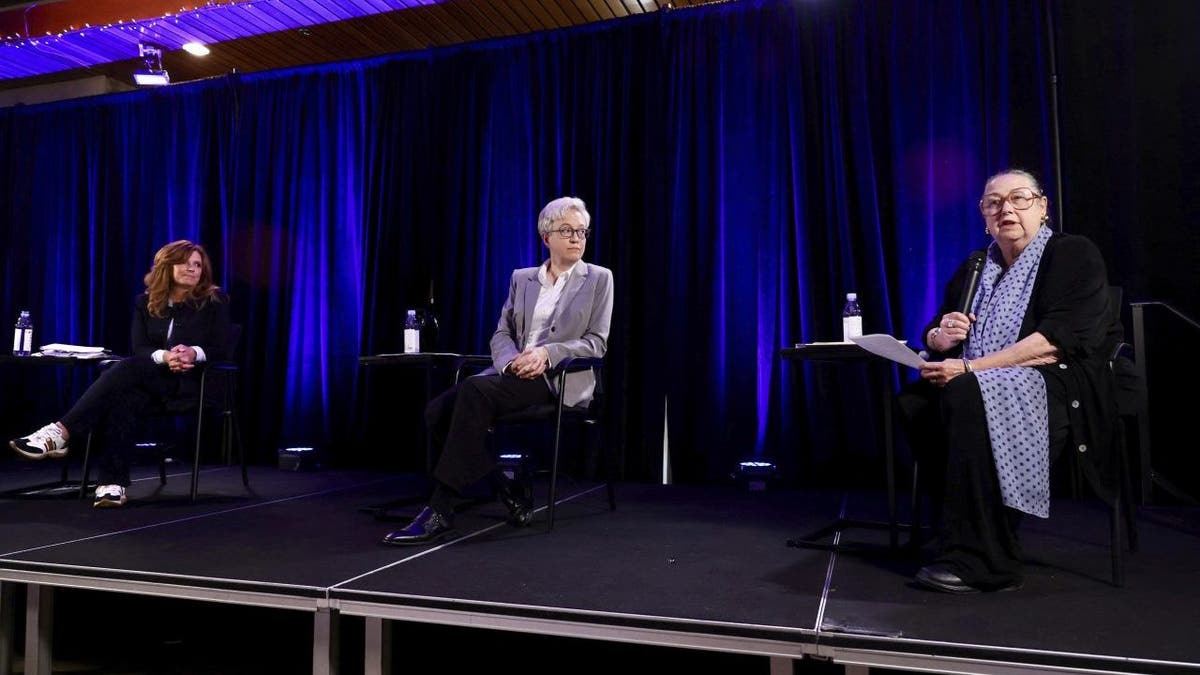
[38,344,109,359]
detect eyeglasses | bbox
[979,187,1043,216]
[552,227,591,240]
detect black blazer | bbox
[924,232,1122,498]
[131,292,233,363]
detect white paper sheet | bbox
[39,343,106,354]
[849,334,925,369]
[38,344,109,359]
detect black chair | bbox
[456,355,616,530]
[1027,286,1138,586]
[79,323,249,501]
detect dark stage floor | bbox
[1,457,1198,674]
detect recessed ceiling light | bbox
[181,42,210,56]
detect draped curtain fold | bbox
[0,0,1053,484]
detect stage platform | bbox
[1,459,1198,674]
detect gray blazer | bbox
[489,262,614,407]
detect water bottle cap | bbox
[407,309,416,316]
[846,292,857,301]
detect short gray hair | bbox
[537,196,590,236]
[984,168,1042,194]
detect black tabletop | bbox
[780,342,882,362]
[358,352,490,367]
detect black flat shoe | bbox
[381,506,454,545]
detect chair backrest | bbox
[226,323,243,360]
[204,322,242,406]
[1105,288,1140,416]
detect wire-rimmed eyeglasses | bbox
[979,187,1043,216]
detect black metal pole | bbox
[1045,1,1066,230]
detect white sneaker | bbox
[9,423,69,460]
[93,485,127,508]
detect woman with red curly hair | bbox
[9,240,231,507]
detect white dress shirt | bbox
[526,260,579,348]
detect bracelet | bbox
[962,358,974,373]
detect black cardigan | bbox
[923,232,1123,499]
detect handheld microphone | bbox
[958,251,986,316]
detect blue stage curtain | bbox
[0,0,1053,483]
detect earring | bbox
[1040,214,1048,223]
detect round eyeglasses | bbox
[979,187,1043,216]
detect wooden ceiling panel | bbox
[530,0,573,29]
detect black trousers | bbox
[425,373,553,493]
[60,356,181,487]
[898,373,1069,588]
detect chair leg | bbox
[910,460,922,549]
[597,422,615,511]
[1110,430,1127,587]
[1111,491,1124,587]
[191,404,205,502]
[1124,491,1139,554]
[220,411,232,472]
[229,409,249,488]
[1119,433,1139,554]
[78,433,94,499]
[547,412,565,532]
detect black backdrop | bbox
[1055,2,1200,500]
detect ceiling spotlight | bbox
[181,41,210,56]
[133,70,170,86]
[133,43,169,86]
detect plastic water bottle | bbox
[12,310,33,356]
[841,293,862,342]
[403,309,420,353]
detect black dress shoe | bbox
[496,480,533,527]
[915,564,980,594]
[916,564,1024,594]
[381,506,454,545]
